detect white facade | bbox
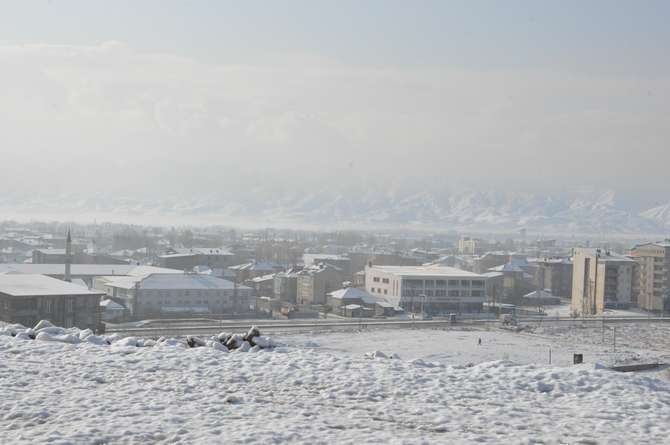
[364,265,487,313]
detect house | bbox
[522,289,561,306]
[365,264,488,314]
[100,298,127,321]
[326,286,398,317]
[94,274,254,318]
[0,274,104,330]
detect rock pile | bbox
[0,321,275,353]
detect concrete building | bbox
[247,273,276,298]
[571,248,635,315]
[273,269,299,303]
[158,247,234,272]
[228,261,284,283]
[296,263,345,305]
[531,257,573,297]
[0,264,181,288]
[0,274,104,330]
[94,274,253,318]
[629,242,670,312]
[365,265,488,314]
[302,254,351,278]
[458,237,489,255]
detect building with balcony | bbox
[364,265,488,314]
[629,241,670,312]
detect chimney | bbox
[64,227,72,282]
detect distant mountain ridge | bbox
[1,188,669,235]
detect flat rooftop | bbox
[0,274,105,297]
[0,264,182,277]
[368,265,484,278]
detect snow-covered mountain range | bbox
[1,188,669,235]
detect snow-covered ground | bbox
[2,324,670,444]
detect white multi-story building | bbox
[364,265,488,313]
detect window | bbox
[471,290,483,297]
[461,280,470,286]
[448,280,459,286]
[436,280,446,288]
[382,278,389,284]
[448,290,460,297]
[472,280,484,287]
[371,287,375,293]
[383,289,388,295]
[373,277,380,283]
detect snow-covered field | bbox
[2,323,670,444]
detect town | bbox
[1,221,668,332]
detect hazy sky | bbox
[1,0,669,200]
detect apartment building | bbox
[629,242,670,312]
[94,274,253,317]
[296,263,345,305]
[365,265,488,314]
[571,248,634,315]
[531,257,573,297]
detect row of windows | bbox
[403,279,485,288]
[403,289,484,298]
[370,287,389,295]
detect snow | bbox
[1,323,670,443]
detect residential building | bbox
[158,247,234,272]
[0,264,181,288]
[571,248,635,315]
[274,269,300,302]
[94,274,253,318]
[303,254,351,278]
[228,261,284,283]
[458,237,489,255]
[530,257,573,297]
[629,242,670,312]
[0,274,104,330]
[365,265,488,313]
[326,286,397,317]
[296,263,345,305]
[247,273,276,298]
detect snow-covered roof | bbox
[102,273,251,291]
[523,289,555,299]
[328,287,370,301]
[488,264,525,273]
[0,274,105,297]
[368,265,484,278]
[344,304,362,310]
[0,264,181,277]
[100,299,125,310]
